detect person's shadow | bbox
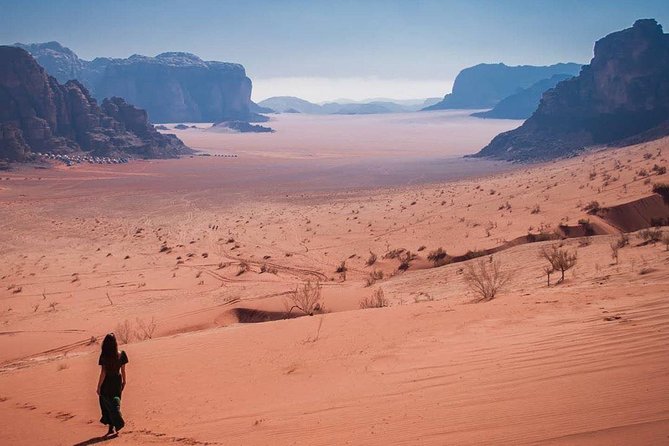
[72,433,118,446]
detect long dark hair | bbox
[101,333,119,364]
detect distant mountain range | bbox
[474,19,669,161]
[257,96,440,114]
[472,74,574,119]
[13,42,262,123]
[424,62,582,112]
[0,46,191,162]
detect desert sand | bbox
[1,112,668,445]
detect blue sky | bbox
[2,0,668,101]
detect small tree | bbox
[286,280,323,316]
[543,265,553,286]
[541,245,577,284]
[115,319,133,344]
[463,257,510,301]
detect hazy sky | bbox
[2,0,668,101]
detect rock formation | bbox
[0,46,191,162]
[423,63,582,111]
[475,19,669,161]
[471,74,574,120]
[14,43,263,123]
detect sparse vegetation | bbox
[360,288,389,309]
[260,263,278,274]
[366,251,377,266]
[463,257,510,301]
[236,261,249,276]
[365,269,384,287]
[652,183,669,202]
[135,317,157,340]
[609,241,620,264]
[427,247,449,267]
[541,245,577,284]
[286,280,324,316]
[115,319,133,344]
[583,201,601,214]
[638,228,663,243]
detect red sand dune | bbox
[1,115,668,445]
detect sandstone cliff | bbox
[424,63,581,111]
[14,43,262,123]
[475,19,669,161]
[0,46,191,161]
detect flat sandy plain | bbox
[1,111,668,445]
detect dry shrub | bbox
[335,261,347,273]
[366,251,377,266]
[260,263,278,274]
[652,182,669,202]
[583,201,601,214]
[427,247,449,267]
[397,251,415,271]
[365,269,384,287]
[360,288,389,309]
[286,280,324,316]
[135,317,157,340]
[463,257,510,301]
[638,228,663,243]
[115,319,133,344]
[236,261,249,276]
[663,233,669,251]
[541,245,577,284]
[609,241,620,264]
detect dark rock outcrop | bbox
[212,121,274,133]
[472,74,574,119]
[14,43,263,123]
[475,19,669,161]
[0,46,191,161]
[423,63,582,111]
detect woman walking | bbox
[97,333,128,436]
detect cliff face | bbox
[424,63,582,110]
[14,43,261,123]
[0,46,191,161]
[476,19,669,161]
[472,74,574,120]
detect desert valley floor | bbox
[1,112,668,445]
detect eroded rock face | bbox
[424,63,582,111]
[0,46,191,161]
[476,19,669,161]
[14,43,260,123]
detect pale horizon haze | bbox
[2,0,669,102]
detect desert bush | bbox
[115,319,133,344]
[427,247,449,267]
[614,233,629,248]
[384,248,406,259]
[366,251,378,266]
[652,183,669,203]
[541,245,577,284]
[335,260,347,274]
[609,241,620,264]
[135,317,157,340]
[365,269,384,287]
[260,263,278,274]
[651,164,667,175]
[662,233,669,251]
[360,288,389,309]
[286,280,323,316]
[236,261,249,276]
[638,228,663,243]
[397,251,415,271]
[463,257,510,301]
[530,205,541,214]
[583,201,601,214]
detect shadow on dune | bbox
[229,307,305,324]
[72,434,117,446]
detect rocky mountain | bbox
[0,46,191,162]
[257,96,430,114]
[472,74,574,119]
[14,42,262,123]
[475,19,669,161]
[424,62,582,111]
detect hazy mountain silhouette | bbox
[474,19,669,161]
